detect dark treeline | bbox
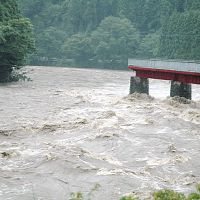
[17,0,200,69]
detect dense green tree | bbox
[137,32,160,58]
[159,10,200,60]
[91,16,139,67]
[0,0,35,82]
[16,0,200,68]
[118,0,173,33]
[174,0,187,12]
[36,27,66,59]
[187,0,200,11]
[60,0,119,34]
[62,33,93,65]
[0,0,20,20]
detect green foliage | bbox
[154,190,187,200]
[118,0,173,33]
[187,193,200,200]
[187,1,200,11]
[68,184,200,200]
[0,0,20,21]
[120,195,138,200]
[62,33,93,65]
[36,27,66,58]
[187,184,200,200]
[137,32,160,58]
[154,184,200,200]
[197,184,200,193]
[16,0,200,68]
[159,10,200,60]
[62,16,139,68]
[69,192,84,200]
[0,0,35,82]
[91,16,139,68]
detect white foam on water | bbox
[0,67,200,199]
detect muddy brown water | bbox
[0,66,200,200]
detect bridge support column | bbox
[129,76,149,95]
[170,81,192,100]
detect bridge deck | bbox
[128,59,200,84]
[128,59,200,75]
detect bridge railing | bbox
[128,59,200,74]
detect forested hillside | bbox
[17,0,200,69]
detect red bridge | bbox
[128,59,200,99]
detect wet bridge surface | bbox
[128,59,200,84]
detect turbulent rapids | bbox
[0,66,200,200]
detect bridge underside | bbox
[128,66,200,99]
[129,66,200,84]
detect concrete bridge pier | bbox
[129,76,149,95]
[170,81,192,100]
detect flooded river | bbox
[0,66,200,200]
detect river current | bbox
[0,66,200,200]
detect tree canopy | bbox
[16,0,200,69]
[91,16,139,67]
[159,10,200,60]
[0,0,35,82]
